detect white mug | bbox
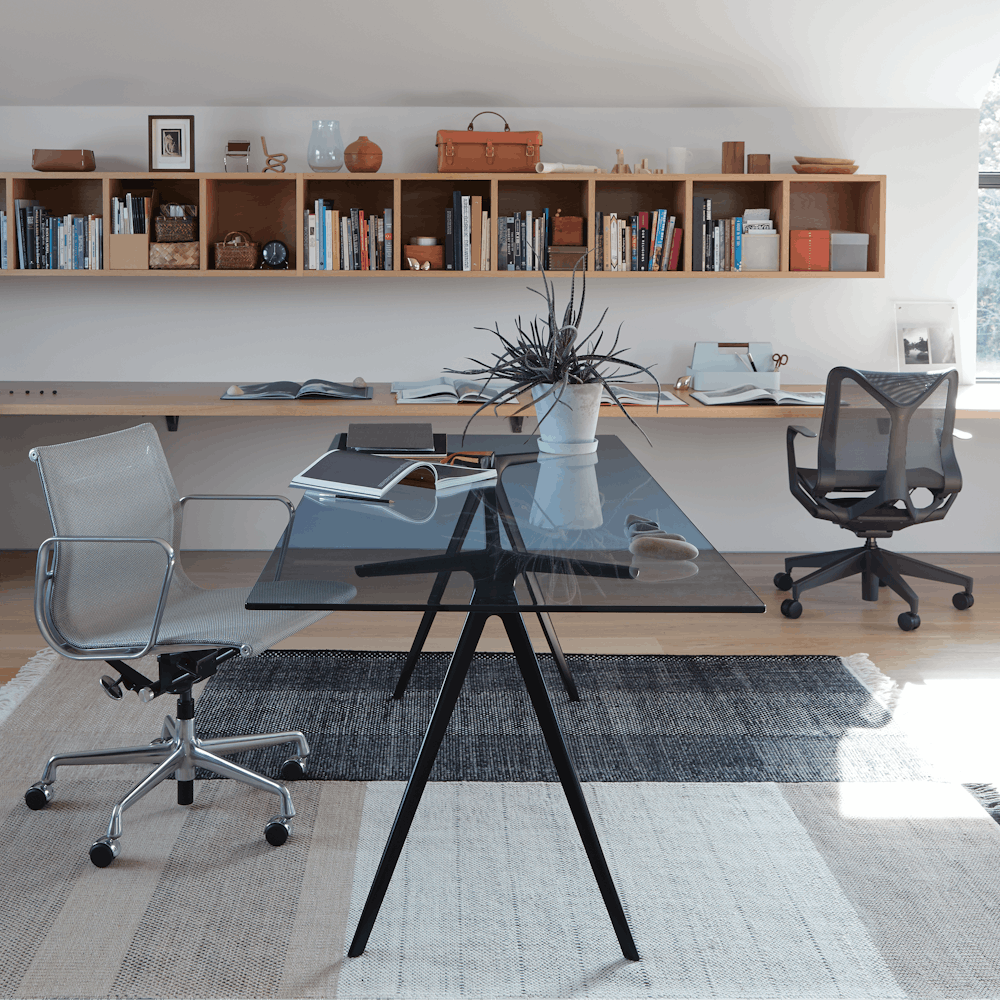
[666,147,694,174]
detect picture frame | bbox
[148,115,195,172]
[894,302,960,377]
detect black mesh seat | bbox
[776,367,974,632]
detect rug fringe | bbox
[840,652,902,711]
[0,647,62,726]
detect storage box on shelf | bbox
[0,172,885,277]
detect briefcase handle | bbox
[467,111,510,132]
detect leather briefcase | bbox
[436,112,542,173]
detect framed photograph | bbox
[148,115,195,172]
[894,302,960,376]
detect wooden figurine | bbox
[721,141,745,173]
[260,136,288,173]
[635,158,652,174]
[747,154,770,174]
[611,149,632,174]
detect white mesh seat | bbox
[26,422,356,868]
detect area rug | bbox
[3,649,1000,1000]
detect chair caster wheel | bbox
[774,572,794,591]
[89,838,120,868]
[265,817,292,847]
[24,783,52,810]
[897,612,921,632]
[280,758,306,781]
[953,592,974,611]
[780,599,803,619]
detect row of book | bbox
[692,200,776,271]
[493,211,544,271]
[304,202,393,270]
[13,200,103,270]
[111,194,152,235]
[594,211,682,272]
[446,192,490,270]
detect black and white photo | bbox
[148,115,195,172]
[902,328,932,365]
[894,302,960,375]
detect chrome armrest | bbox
[35,536,175,661]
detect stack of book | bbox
[111,194,152,235]
[447,192,490,270]
[493,208,543,271]
[593,211,681,272]
[304,202,393,270]
[692,201,777,271]
[13,199,102,270]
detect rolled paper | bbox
[535,162,601,174]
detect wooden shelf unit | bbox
[0,171,885,278]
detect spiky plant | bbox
[447,257,661,443]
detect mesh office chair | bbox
[776,367,973,632]
[25,423,356,867]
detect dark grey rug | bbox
[195,650,931,783]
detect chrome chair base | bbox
[25,710,309,867]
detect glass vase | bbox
[307,120,344,172]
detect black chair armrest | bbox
[786,425,819,515]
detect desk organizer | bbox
[686,341,780,391]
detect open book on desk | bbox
[222,379,373,400]
[691,385,825,406]
[601,387,684,406]
[290,449,497,499]
[391,377,514,404]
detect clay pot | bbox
[344,136,382,173]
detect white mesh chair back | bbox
[32,423,197,651]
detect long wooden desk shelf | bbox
[4,382,999,423]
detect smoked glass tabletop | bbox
[247,434,765,614]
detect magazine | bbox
[391,377,514,404]
[222,379,373,400]
[600,387,684,406]
[691,385,825,406]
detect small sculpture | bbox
[224,141,251,172]
[406,257,430,271]
[344,136,383,173]
[635,158,652,174]
[261,136,287,173]
[610,149,632,174]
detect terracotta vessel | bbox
[344,136,382,173]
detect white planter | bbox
[529,452,602,530]
[531,382,601,455]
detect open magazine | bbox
[601,387,684,406]
[222,379,372,400]
[691,385,825,406]
[391,377,514,404]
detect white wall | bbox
[3,104,994,552]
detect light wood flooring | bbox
[3,549,996,691]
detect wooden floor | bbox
[2,549,996,691]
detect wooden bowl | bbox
[792,164,859,174]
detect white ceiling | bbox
[4,0,1000,109]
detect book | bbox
[345,423,435,452]
[221,380,374,400]
[445,208,454,269]
[289,449,497,499]
[462,195,471,270]
[390,377,514,404]
[600,387,685,406]
[471,195,482,271]
[667,228,682,271]
[691,197,705,271]
[383,208,393,270]
[691,385,825,406]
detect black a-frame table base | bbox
[347,483,640,961]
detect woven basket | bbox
[149,241,200,270]
[155,216,197,242]
[214,230,260,270]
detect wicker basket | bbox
[149,241,200,270]
[154,216,197,242]
[214,230,260,269]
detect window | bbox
[978,66,1000,378]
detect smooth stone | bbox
[629,535,700,560]
[629,557,699,581]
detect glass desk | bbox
[248,434,765,961]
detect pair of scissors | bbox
[771,353,789,371]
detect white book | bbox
[691,385,825,406]
[524,210,533,270]
[601,387,685,406]
[462,195,471,270]
[391,377,514,404]
[325,208,334,270]
[609,214,619,271]
[341,217,352,269]
[480,212,489,271]
[308,213,316,270]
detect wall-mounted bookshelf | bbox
[0,171,885,278]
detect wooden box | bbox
[547,245,588,270]
[404,245,445,270]
[108,233,149,270]
[552,215,584,245]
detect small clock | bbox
[260,240,289,269]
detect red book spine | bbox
[359,211,369,270]
[667,228,682,271]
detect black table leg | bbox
[501,610,639,961]
[349,610,490,957]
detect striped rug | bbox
[3,648,1000,999]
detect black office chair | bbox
[775,367,973,632]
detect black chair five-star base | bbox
[777,368,974,632]
[346,478,640,962]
